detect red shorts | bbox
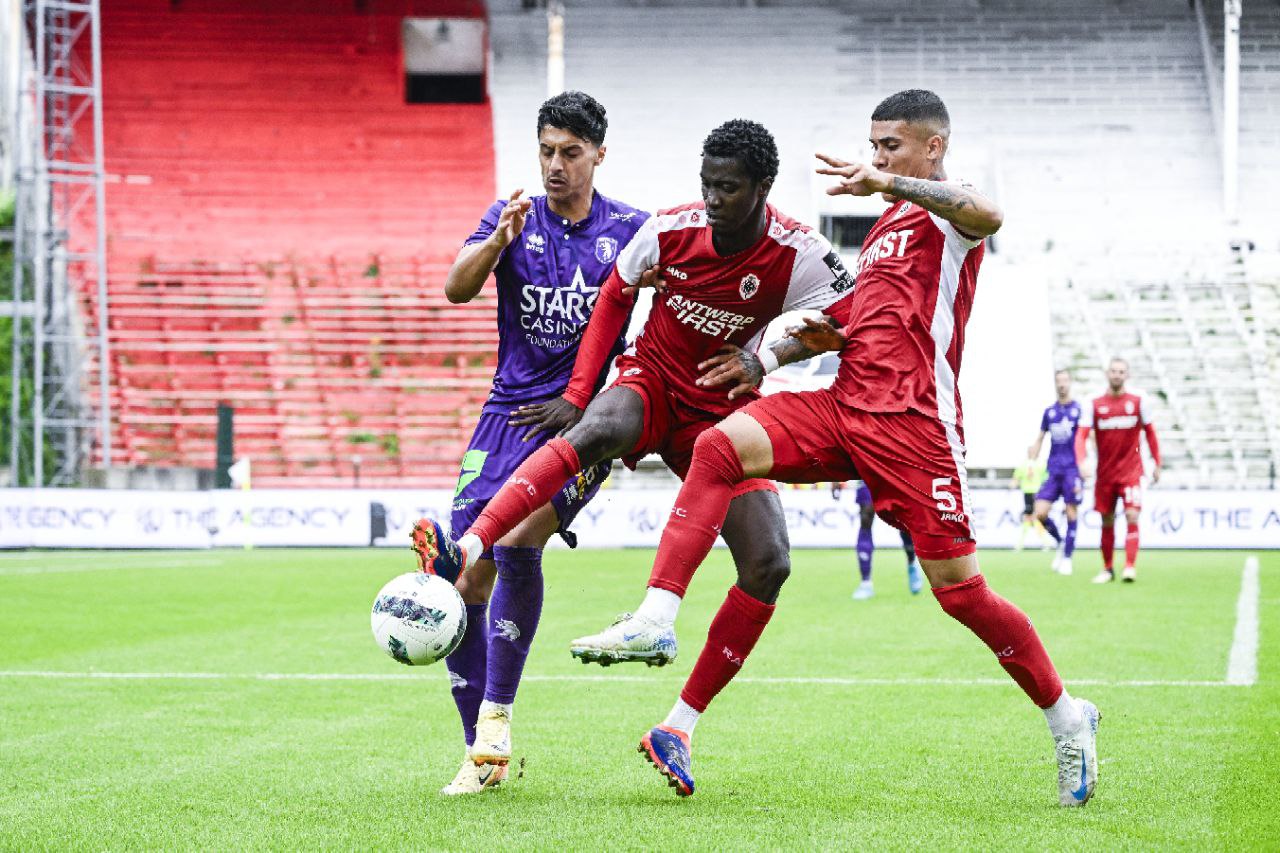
[609,356,775,498]
[1094,481,1142,514]
[744,389,975,561]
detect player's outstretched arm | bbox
[815,154,1002,238]
[696,317,846,399]
[445,189,532,304]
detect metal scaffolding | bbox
[7,0,110,486]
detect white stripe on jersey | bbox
[927,212,971,425]
[615,209,707,286]
[943,420,974,537]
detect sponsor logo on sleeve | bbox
[823,251,855,293]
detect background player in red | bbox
[1075,357,1161,583]
[589,90,1101,807]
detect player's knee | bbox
[692,427,744,480]
[564,417,620,466]
[737,553,791,602]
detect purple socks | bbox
[856,526,874,582]
[485,545,544,705]
[1043,516,1062,545]
[444,602,489,746]
[1065,519,1078,558]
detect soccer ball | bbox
[370,572,467,666]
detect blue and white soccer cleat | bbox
[411,518,465,583]
[639,725,694,797]
[906,559,925,595]
[1055,699,1101,807]
[851,580,874,601]
[569,613,677,667]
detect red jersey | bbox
[1081,391,1154,484]
[831,192,985,426]
[565,202,854,416]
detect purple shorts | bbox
[450,410,610,555]
[855,481,873,506]
[1036,468,1083,505]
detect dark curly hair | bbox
[701,119,779,184]
[871,89,950,131]
[537,91,607,146]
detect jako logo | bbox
[664,266,688,280]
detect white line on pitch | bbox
[0,670,1233,688]
[1226,555,1260,686]
[0,559,222,576]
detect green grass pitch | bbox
[1,547,1276,850]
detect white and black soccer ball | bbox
[371,572,467,666]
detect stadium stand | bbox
[89,0,496,486]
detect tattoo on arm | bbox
[738,350,764,387]
[889,176,975,213]
[770,337,822,368]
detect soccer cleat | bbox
[639,725,694,797]
[1091,569,1114,584]
[852,580,875,601]
[411,518,465,581]
[1055,699,1101,807]
[470,706,512,767]
[1121,566,1136,583]
[440,751,507,795]
[1051,546,1064,572]
[570,613,677,667]
[906,560,925,595]
[1057,557,1074,576]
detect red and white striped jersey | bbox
[1081,391,1152,484]
[566,201,855,416]
[831,193,985,426]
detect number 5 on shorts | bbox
[932,477,957,512]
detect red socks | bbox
[469,437,580,550]
[1100,525,1116,570]
[933,574,1064,708]
[680,585,774,712]
[648,428,744,597]
[1124,521,1139,568]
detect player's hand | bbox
[696,344,764,400]
[508,397,583,442]
[815,153,893,197]
[1079,459,1095,481]
[786,315,847,354]
[621,264,667,297]
[491,189,533,249]
[1151,464,1161,485]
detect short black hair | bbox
[871,89,950,131]
[537,91,607,146]
[701,119,779,184]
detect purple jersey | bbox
[466,192,648,412]
[1040,400,1082,473]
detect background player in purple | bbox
[413,91,648,795]
[1030,369,1084,575]
[839,480,923,600]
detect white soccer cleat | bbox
[1121,566,1137,583]
[1057,557,1073,576]
[471,707,512,767]
[1051,550,1062,572]
[1055,699,1101,807]
[1091,569,1114,584]
[570,613,677,667]
[852,580,875,601]
[441,751,507,795]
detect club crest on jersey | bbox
[739,274,760,300]
[595,237,619,264]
